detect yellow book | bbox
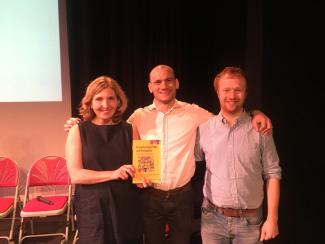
[132,140,161,184]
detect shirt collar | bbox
[217,109,250,125]
[148,99,182,111]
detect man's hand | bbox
[251,110,273,135]
[136,178,153,188]
[64,117,81,132]
[260,219,279,241]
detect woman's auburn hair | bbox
[79,76,128,123]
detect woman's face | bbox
[91,87,118,125]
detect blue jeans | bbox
[201,198,263,244]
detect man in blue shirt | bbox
[197,66,281,244]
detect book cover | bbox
[132,140,161,184]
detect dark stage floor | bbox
[1,215,202,244]
[0,214,76,244]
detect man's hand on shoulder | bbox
[251,110,273,135]
[64,117,81,132]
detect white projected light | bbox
[0,0,62,102]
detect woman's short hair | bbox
[79,76,128,123]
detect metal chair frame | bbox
[18,156,73,244]
[0,157,20,243]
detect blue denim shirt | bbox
[197,111,281,209]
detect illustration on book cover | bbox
[132,140,161,183]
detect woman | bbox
[65,76,143,244]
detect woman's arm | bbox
[65,124,134,184]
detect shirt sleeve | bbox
[127,108,141,124]
[192,104,213,125]
[127,113,134,124]
[261,134,282,180]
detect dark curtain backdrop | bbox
[66,1,322,243]
[66,0,248,118]
[262,2,323,244]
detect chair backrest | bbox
[27,156,70,187]
[0,157,19,187]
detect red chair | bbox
[0,157,20,243]
[18,156,73,244]
[165,223,170,239]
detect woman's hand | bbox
[113,164,135,180]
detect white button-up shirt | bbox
[128,100,212,190]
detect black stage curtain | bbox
[66,0,247,118]
[65,1,323,243]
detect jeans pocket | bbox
[244,213,263,226]
[201,206,214,216]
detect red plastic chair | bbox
[18,156,73,244]
[0,157,20,243]
[165,223,170,239]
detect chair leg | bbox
[8,217,15,241]
[30,218,34,234]
[72,229,78,244]
[18,217,24,244]
[64,203,72,242]
[9,198,19,241]
[70,205,75,231]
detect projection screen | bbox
[0,0,71,188]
